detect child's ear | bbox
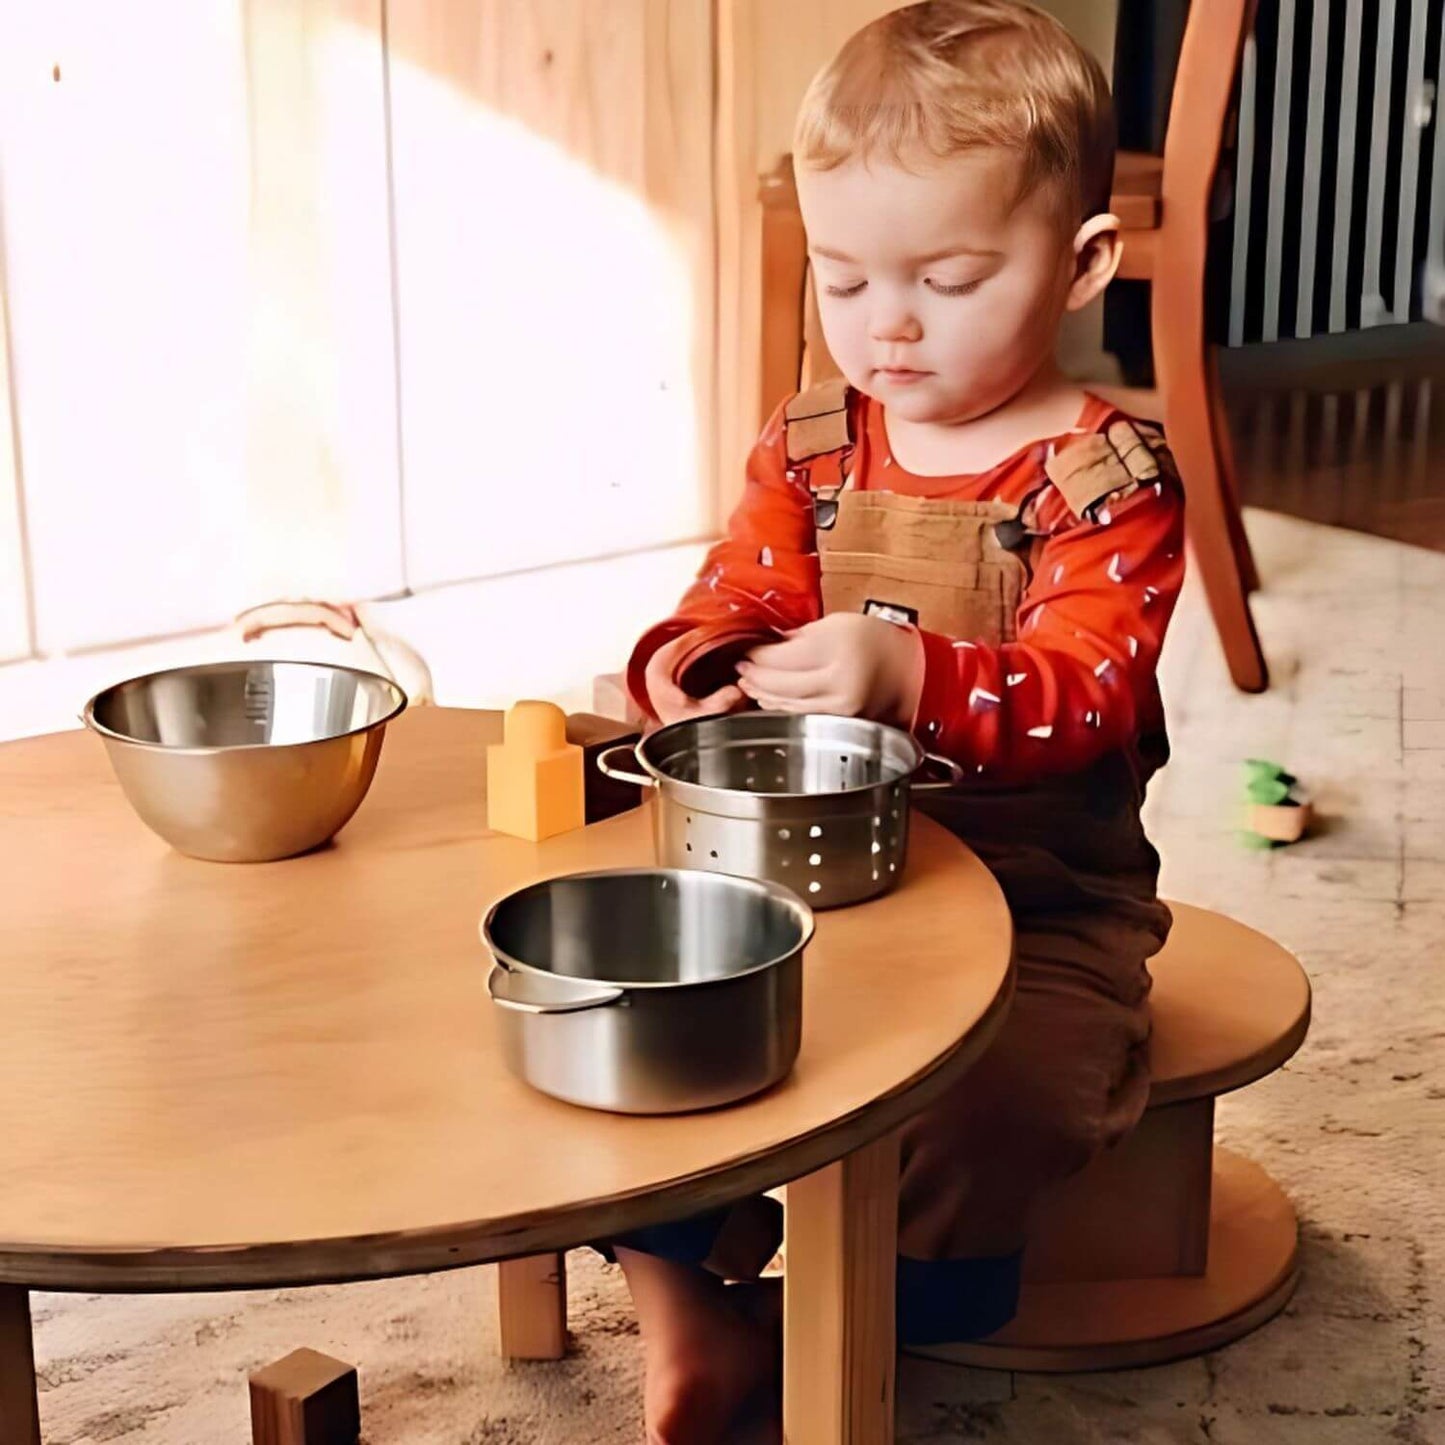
[1066,213,1123,312]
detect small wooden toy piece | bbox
[565,713,644,823]
[249,1348,360,1445]
[1241,759,1313,848]
[487,702,585,842]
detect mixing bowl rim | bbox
[80,659,409,755]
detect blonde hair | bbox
[794,0,1115,224]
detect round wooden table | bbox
[0,707,1013,1445]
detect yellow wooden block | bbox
[487,701,585,842]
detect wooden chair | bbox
[758,0,1269,693]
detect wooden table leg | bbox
[0,1286,41,1445]
[497,1253,568,1361]
[783,1133,899,1445]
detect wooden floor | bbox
[1224,324,1445,551]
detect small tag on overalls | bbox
[864,599,919,627]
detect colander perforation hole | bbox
[809,853,822,866]
[809,825,823,838]
[809,881,821,893]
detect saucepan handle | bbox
[487,964,626,1016]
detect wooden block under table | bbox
[249,1348,360,1445]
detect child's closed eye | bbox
[823,279,867,298]
[925,277,983,297]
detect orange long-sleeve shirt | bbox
[630,390,1185,783]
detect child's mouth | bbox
[876,367,930,385]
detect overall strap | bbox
[1043,417,1165,524]
[782,378,857,529]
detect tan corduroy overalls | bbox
[783,380,1174,1267]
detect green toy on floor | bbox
[1242,760,1313,848]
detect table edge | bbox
[0,959,1015,1293]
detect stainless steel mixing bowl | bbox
[482,867,813,1114]
[82,660,407,862]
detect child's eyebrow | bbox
[809,244,1003,264]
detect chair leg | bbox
[1208,376,1262,594]
[1159,335,1269,692]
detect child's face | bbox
[798,150,1085,425]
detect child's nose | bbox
[868,301,923,345]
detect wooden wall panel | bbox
[242,0,405,607]
[385,0,715,591]
[0,276,31,665]
[0,2,252,653]
[715,0,901,518]
[0,0,401,656]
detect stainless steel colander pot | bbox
[598,712,964,909]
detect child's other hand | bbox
[736,614,924,725]
[644,633,746,726]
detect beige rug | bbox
[30,510,1445,1443]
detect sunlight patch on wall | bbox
[387,58,705,591]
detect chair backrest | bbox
[1158,0,1255,243]
[757,156,838,431]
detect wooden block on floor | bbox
[498,1252,569,1361]
[249,1348,360,1445]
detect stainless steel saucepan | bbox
[481,867,813,1114]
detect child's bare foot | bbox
[616,1248,782,1445]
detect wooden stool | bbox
[907,902,1311,1372]
[498,904,1310,1374]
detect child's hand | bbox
[737,614,924,726]
[644,634,747,726]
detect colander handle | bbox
[596,743,654,789]
[910,751,967,792]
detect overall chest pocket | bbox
[819,550,1025,646]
